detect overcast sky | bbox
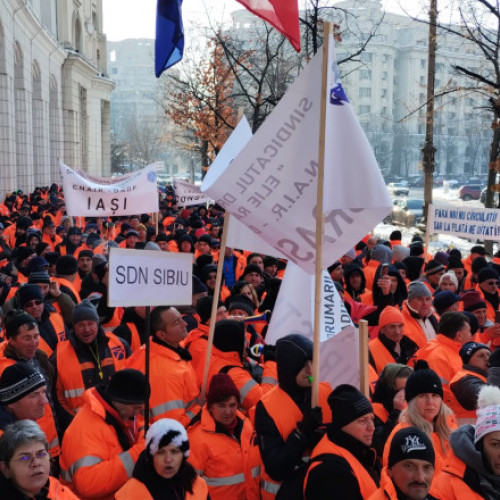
[102,0,430,42]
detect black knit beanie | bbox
[5,310,37,339]
[18,284,44,307]
[196,296,223,324]
[388,426,435,468]
[106,369,148,404]
[56,255,78,275]
[227,294,255,316]
[404,360,443,402]
[328,384,373,429]
[213,319,246,354]
[0,362,45,404]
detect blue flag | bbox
[155,0,184,77]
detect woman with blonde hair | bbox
[382,360,457,474]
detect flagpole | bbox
[312,23,332,408]
[358,319,369,397]
[200,212,231,402]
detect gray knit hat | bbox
[72,299,99,325]
[407,281,432,301]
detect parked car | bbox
[385,198,424,227]
[458,184,483,201]
[387,182,409,196]
[407,177,424,188]
[480,187,500,206]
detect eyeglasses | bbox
[24,300,43,308]
[11,450,49,465]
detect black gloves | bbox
[297,406,323,440]
[263,345,276,362]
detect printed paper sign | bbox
[60,162,160,216]
[108,248,192,307]
[173,178,212,206]
[428,203,500,240]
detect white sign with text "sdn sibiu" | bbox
[108,248,192,307]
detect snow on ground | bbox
[374,187,497,256]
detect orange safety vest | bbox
[304,434,378,499]
[208,349,275,412]
[401,301,435,349]
[101,307,124,332]
[38,312,67,358]
[122,322,142,351]
[48,476,80,499]
[55,333,129,415]
[367,469,399,500]
[52,276,81,303]
[372,402,389,424]
[116,476,208,500]
[258,383,332,500]
[369,337,397,375]
[448,368,486,419]
[431,450,484,500]
[188,406,260,500]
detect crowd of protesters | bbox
[1,183,500,499]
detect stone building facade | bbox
[0,0,114,196]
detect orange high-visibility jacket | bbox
[55,333,129,415]
[413,334,462,407]
[401,301,436,349]
[257,383,332,500]
[116,475,208,500]
[208,348,276,412]
[448,367,486,419]
[60,387,144,500]
[184,323,210,389]
[126,339,201,427]
[188,405,261,500]
[431,450,484,500]
[304,434,378,499]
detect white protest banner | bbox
[201,38,392,274]
[108,248,192,307]
[173,178,212,207]
[265,262,359,388]
[59,162,160,217]
[428,203,500,240]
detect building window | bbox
[360,69,372,80]
[382,71,388,81]
[359,105,371,114]
[381,89,387,98]
[359,88,371,98]
[420,59,426,69]
[361,52,372,63]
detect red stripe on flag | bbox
[236,0,300,52]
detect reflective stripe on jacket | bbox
[55,333,129,415]
[60,387,144,500]
[188,405,260,500]
[126,339,201,426]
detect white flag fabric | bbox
[202,35,392,274]
[173,178,212,207]
[59,162,160,217]
[265,262,359,388]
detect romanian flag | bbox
[155,0,184,77]
[236,0,300,52]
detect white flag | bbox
[202,35,392,274]
[265,262,359,388]
[173,178,212,207]
[59,162,160,217]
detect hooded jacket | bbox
[431,425,500,500]
[254,334,332,499]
